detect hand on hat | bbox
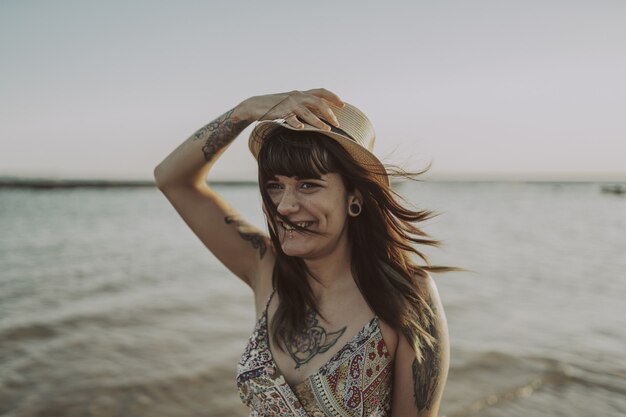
[237,88,345,131]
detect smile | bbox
[279,221,314,231]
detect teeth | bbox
[281,221,312,230]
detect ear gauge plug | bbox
[349,202,362,216]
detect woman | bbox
[154,88,456,417]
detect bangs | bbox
[258,128,339,183]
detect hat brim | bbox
[249,120,389,187]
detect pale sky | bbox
[1,0,625,181]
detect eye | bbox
[265,182,283,191]
[300,182,320,190]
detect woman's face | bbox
[264,173,354,259]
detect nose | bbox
[276,188,299,215]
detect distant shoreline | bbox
[0,178,626,192]
[0,175,626,190]
[0,178,256,189]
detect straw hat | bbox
[248,102,389,187]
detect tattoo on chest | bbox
[224,216,267,259]
[285,309,347,369]
[192,108,250,162]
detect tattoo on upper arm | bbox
[285,309,346,369]
[224,216,267,259]
[411,303,442,412]
[193,108,250,162]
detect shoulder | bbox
[422,273,446,323]
[387,272,447,357]
[394,271,448,347]
[415,272,441,302]
[413,272,448,353]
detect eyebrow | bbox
[269,175,326,181]
[267,176,299,181]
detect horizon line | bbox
[1,174,626,190]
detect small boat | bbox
[600,184,626,195]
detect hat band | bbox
[319,118,356,142]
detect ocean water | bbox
[1,182,625,417]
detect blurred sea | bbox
[1,181,625,417]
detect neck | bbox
[303,235,356,300]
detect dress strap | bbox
[263,288,276,315]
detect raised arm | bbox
[392,274,450,417]
[153,89,344,291]
[154,107,251,189]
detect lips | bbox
[278,220,315,231]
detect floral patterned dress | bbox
[236,291,393,417]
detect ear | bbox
[348,188,363,205]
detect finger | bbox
[306,105,339,128]
[294,106,331,131]
[314,105,340,128]
[284,114,304,129]
[306,88,345,107]
[298,94,340,127]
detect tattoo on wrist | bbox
[285,309,346,369]
[193,108,250,161]
[224,216,267,259]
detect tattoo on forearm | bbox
[285,309,346,369]
[193,108,250,162]
[411,303,442,412]
[224,216,268,259]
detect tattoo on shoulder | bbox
[193,108,250,162]
[285,309,346,369]
[224,216,267,259]
[411,302,442,412]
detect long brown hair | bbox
[258,127,460,362]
